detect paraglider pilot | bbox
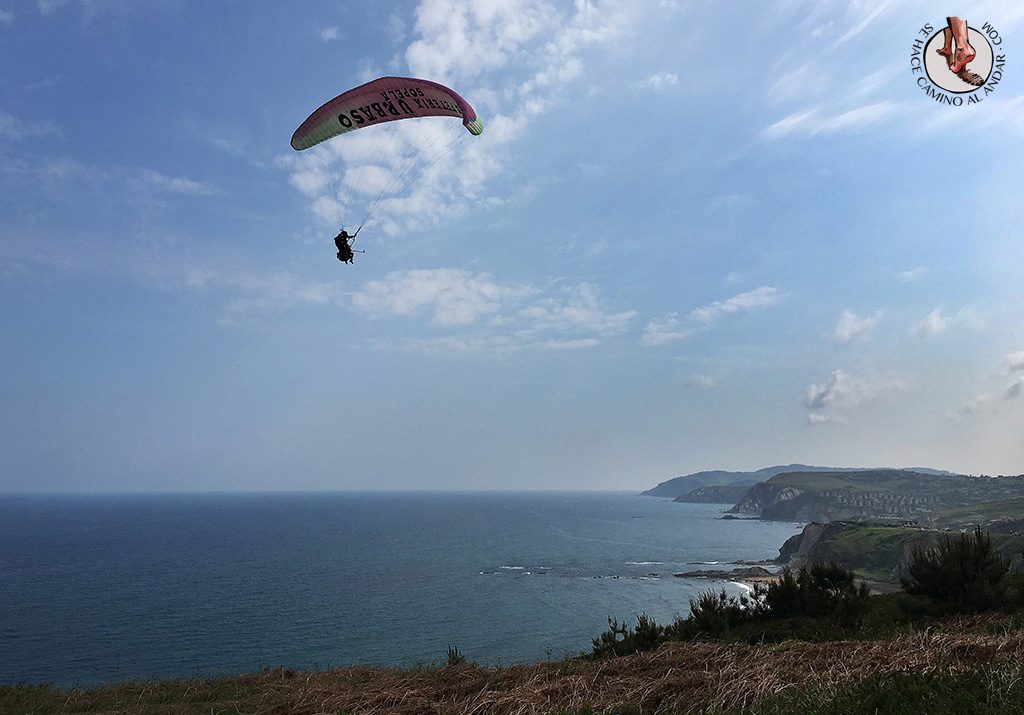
[334,228,358,264]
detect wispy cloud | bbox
[353,268,534,327]
[768,63,830,103]
[805,368,906,424]
[761,101,900,141]
[688,286,783,324]
[351,269,634,351]
[641,314,693,347]
[35,0,67,14]
[835,308,881,343]
[517,282,636,337]
[831,0,894,48]
[642,286,783,346]
[897,266,928,283]
[912,307,977,338]
[949,393,991,421]
[949,350,1024,419]
[1004,351,1024,375]
[320,26,339,42]
[185,268,341,323]
[0,9,14,24]
[633,72,678,91]
[918,94,1024,138]
[1004,377,1024,401]
[690,373,718,389]
[1003,353,1024,400]
[0,107,61,141]
[139,169,216,196]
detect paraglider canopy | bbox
[291,76,484,151]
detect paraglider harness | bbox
[334,228,363,264]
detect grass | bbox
[929,497,1024,527]
[748,666,1024,715]
[826,526,937,582]
[5,619,1024,714]
[767,470,942,494]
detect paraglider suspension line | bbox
[354,133,465,233]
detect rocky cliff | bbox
[673,484,752,504]
[728,470,964,522]
[776,521,941,583]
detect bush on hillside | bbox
[590,613,664,658]
[760,562,871,624]
[594,563,872,656]
[901,528,1013,614]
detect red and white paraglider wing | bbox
[290,76,484,151]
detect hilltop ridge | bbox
[642,464,959,502]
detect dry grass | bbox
[17,618,1024,715]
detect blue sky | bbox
[2,0,1023,492]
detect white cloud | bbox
[27,74,62,91]
[633,72,678,91]
[139,169,216,196]
[805,368,906,424]
[912,307,976,338]
[948,351,1024,418]
[835,308,881,343]
[918,95,1024,139]
[690,374,718,389]
[1004,351,1024,374]
[708,193,753,211]
[0,9,14,24]
[0,108,61,140]
[406,0,557,83]
[949,393,991,421]
[542,337,599,350]
[36,0,67,14]
[351,269,633,351]
[353,268,533,327]
[320,26,339,42]
[642,286,783,347]
[640,313,692,347]
[687,286,783,324]
[761,101,900,141]
[516,282,636,337]
[897,266,928,282]
[206,271,339,320]
[768,63,830,103]
[831,0,894,48]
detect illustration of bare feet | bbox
[936,27,953,66]
[947,16,976,73]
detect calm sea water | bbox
[0,492,802,688]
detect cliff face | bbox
[775,522,851,571]
[776,521,942,583]
[729,478,947,522]
[674,484,752,504]
[728,483,804,516]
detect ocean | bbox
[0,492,803,688]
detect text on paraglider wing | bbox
[337,91,462,130]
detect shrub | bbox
[901,528,1012,614]
[758,563,870,624]
[590,613,664,658]
[445,645,467,666]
